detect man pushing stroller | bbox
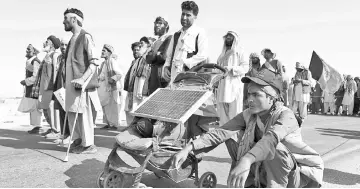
[172,68,324,188]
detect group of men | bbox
[19,1,324,188]
[308,75,360,116]
[20,8,124,154]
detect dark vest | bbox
[25,57,41,98]
[65,29,98,91]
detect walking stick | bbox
[63,91,84,162]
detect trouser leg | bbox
[262,143,302,188]
[349,100,354,115]
[300,102,308,118]
[30,109,42,126]
[59,108,70,136]
[324,102,329,113]
[292,101,299,114]
[125,111,134,126]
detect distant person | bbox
[216,31,248,126]
[243,53,261,110]
[354,77,360,116]
[146,16,172,95]
[98,44,123,130]
[342,75,357,116]
[123,42,142,125]
[292,62,312,120]
[282,65,290,106]
[162,0,208,85]
[323,90,335,115]
[261,48,283,76]
[311,82,323,114]
[334,80,346,115]
[20,44,42,134]
[288,77,295,109]
[63,8,102,154]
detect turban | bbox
[47,35,61,49]
[60,38,69,45]
[249,52,260,59]
[103,44,114,53]
[155,16,169,26]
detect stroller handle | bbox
[189,63,227,74]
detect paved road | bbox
[0,99,359,188]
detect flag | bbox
[309,51,343,94]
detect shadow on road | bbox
[324,168,360,185]
[64,158,104,188]
[0,128,124,152]
[315,128,360,140]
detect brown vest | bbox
[65,29,98,90]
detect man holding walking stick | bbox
[62,8,101,154]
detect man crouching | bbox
[172,68,324,188]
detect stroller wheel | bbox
[97,171,107,188]
[104,171,124,188]
[198,172,217,188]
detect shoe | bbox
[100,125,110,130]
[45,132,61,140]
[73,145,97,154]
[108,126,118,131]
[27,126,41,134]
[70,138,82,150]
[41,129,52,136]
[53,135,70,143]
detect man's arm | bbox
[247,109,299,162]
[191,112,246,150]
[173,112,247,169]
[183,29,209,69]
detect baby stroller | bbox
[97,64,227,188]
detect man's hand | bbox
[20,80,26,86]
[172,145,193,169]
[162,66,171,82]
[108,78,115,84]
[136,93,143,100]
[71,78,85,89]
[227,154,255,188]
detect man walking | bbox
[63,8,102,154]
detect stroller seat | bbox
[115,127,154,151]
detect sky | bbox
[0,0,360,98]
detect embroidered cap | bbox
[241,67,283,93]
